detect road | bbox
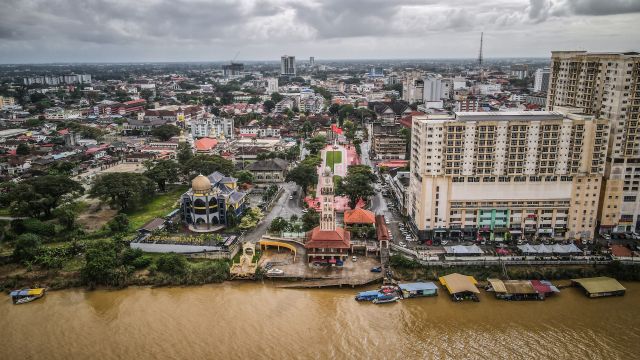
[244,182,304,243]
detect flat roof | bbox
[399,282,438,292]
[439,273,479,294]
[454,111,565,122]
[572,277,626,294]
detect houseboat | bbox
[486,279,559,301]
[439,273,480,302]
[398,282,438,298]
[572,277,626,298]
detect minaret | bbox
[320,166,336,231]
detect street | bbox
[244,182,304,243]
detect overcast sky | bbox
[0,0,639,64]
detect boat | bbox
[355,290,381,302]
[372,295,400,304]
[10,288,46,305]
[266,268,284,276]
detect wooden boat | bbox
[10,288,46,305]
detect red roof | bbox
[610,244,632,257]
[344,208,375,225]
[194,137,218,151]
[375,215,390,241]
[306,227,351,249]
[58,129,70,135]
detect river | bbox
[2,282,640,360]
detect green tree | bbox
[0,175,83,218]
[234,170,254,184]
[90,173,156,211]
[302,208,320,231]
[269,217,289,233]
[305,135,327,155]
[177,142,193,164]
[81,240,120,286]
[13,233,42,264]
[263,99,276,113]
[335,166,375,209]
[144,160,180,192]
[155,253,188,275]
[182,154,234,177]
[329,103,340,115]
[108,213,130,233]
[140,88,154,103]
[151,124,181,141]
[16,143,30,156]
[271,92,284,103]
[286,164,318,196]
[52,204,79,231]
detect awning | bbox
[328,258,337,264]
[509,230,522,234]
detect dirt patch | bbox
[77,200,118,231]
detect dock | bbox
[276,275,384,289]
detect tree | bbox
[239,207,263,230]
[108,213,130,233]
[151,124,181,141]
[155,253,188,275]
[140,88,154,103]
[16,143,30,156]
[286,163,318,196]
[53,205,79,231]
[182,154,234,177]
[271,92,284,103]
[302,208,320,231]
[269,217,289,233]
[353,138,362,156]
[90,173,156,211]
[81,240,120,286]
[177,142,193,164]
[0,175,83,218]
[13,233,42,264]
[305,135,327,155]
[336,166,375,209]
[263,99,275,113]
[342,120,357,143]
[234,170,254,184]
[329,103,340,115]
[144,160,180,192]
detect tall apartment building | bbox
[401,70,424,103]
[423,74,443,102]
[534,67,550,92]
[0,96,16,109]
[190,116,234,139]
[280,55,296,76]
[547,51,640,233]
[408,111,610,242]
[309,56,315,67]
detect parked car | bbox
[289,195,294,200]
[352,256,357,262]
[399,242,406,247]
[602,234,611,240]
[370,266,382,273]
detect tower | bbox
[319,166,336,231]
[478,32,483,68]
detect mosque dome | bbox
[191,174,211,192]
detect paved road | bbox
[244,182,303,243]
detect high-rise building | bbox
[265,78,278,95]
[534,67,550,93]
[423,74,443,102]
[222,63,244,78]
[408,111,610,242]
[309,56,315,67]
[280,55,296,76]
[547,51,640,233]
[402,70,424,103]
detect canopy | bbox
[439,273,479,294]
[572,277,626,295]
[399,282,438,292]
[444,245,484,255]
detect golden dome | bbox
[191,174,211,192]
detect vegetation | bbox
[125,185,187,231]
[286,163,318,196]
[335,165,376,209]
[151,124,181,141]
[239,207,264,230]
[89,173,156,211]
[182,154,234,178]
[234,170,255,184]
[325,150,342,171]
[144,159,180,192]
[305,135,327,155]
[0,175,83,218]
[301,208,320,231]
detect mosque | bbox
[181,171,247,231]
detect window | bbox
[624,196,637,202]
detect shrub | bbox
[13,233,42,264]
[155,253,188,276]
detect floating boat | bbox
[372,295,400,304]
[355,290,381,302]
[10,288,46,305]
[266,268,284,276]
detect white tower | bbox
[320,166,336,231]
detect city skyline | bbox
[1,0,639,64]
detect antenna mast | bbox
[478,32,484,82]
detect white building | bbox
[423,74,443,102]
[533,67,550,93]
[408,111,610,242]
[266,78,278,95]
[190,116,234,139]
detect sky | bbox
[0,0,639,64]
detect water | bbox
[2,282,640,360]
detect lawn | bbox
[325,150,342,171]
[126,185,189,231]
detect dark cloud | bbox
[0,0,638,63]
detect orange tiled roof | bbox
[305,227,351,249]
[194,137,218,151]
[344,208,375,225]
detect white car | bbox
[267,268,284,276]
[289,195,294,200]
[352,256,357,262]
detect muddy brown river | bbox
[2,282,639,359]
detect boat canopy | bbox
[572,277,626,295]
[399,282,438,292]
[439,273,480,294]
[10,288,45,297]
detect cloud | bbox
[0,0,638,63]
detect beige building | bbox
[408,111,609,242]
[0,96,16,108]
[547,51,640,233]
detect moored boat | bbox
[10,288,46,305]
[372,295,400,304]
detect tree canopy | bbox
[305,135,327,155]
[89,173,156,211]
[151,124,181,141]
[0,175,83,218]
[182,154,234,177]
[144,160,180,192]
[286,163,318,195]
[335,165,375,209]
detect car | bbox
[370,266,382,273]
[266,268,284,276]
[352,256,357,262]
[289,195,294,200]
[385,219,390,224]
[399,242,406,247]
[602,234,611,240]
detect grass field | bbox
[325,150,342,171]
[126,185,189,231]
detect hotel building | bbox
[547,51,640,233]
[408,111,609,242]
